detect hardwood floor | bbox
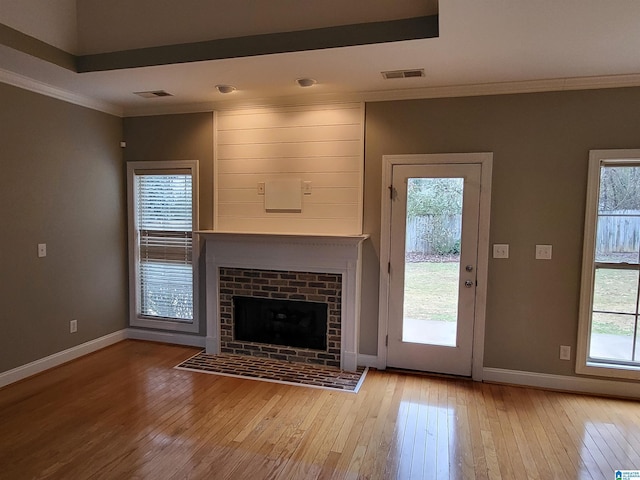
[1,340,639,479]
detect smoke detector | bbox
[381,69,425,80]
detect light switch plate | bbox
[493,244,509,259]
[303,181,312,195]
[37,243,47,258]
[536,244,552,260]
[257,182,265,195]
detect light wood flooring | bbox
[1,340,639,479]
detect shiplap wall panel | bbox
[217,187,359,204]
[215,103,364,235]
[217,124,362,144]
[217,217,359,234]
[217,140,362,160]
[220,202,360,219]
[217,156,361,174]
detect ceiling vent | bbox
[133,90,173,98]
[381,69,425,80]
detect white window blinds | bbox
[135,172,193,322]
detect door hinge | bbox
[385,335,388,347]
[388,262,391,274]
[388,185,395,200]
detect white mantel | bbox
[199,231,368,372]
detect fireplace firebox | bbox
[233,296,327,350]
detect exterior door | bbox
[387,163,481,376]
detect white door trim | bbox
[377,153,493,380]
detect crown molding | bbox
[123,72,640,117]
[0,67,123,117]
[3,64,640,119]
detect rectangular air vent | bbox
[381,69,425,80]
[133,90,173,98]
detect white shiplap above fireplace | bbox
[214,102,364,235]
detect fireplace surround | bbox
[200,232,367,371]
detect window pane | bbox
[589,312,636,362]
[140,262,193,321]
[402,177,463,347]
[595,214,640,264]
[592,269,639,314]
[598,166,640,214]
[136,173,193,322]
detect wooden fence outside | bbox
[596,210,640,254]
[406,211,640,255]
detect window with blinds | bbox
[127,161,199,332]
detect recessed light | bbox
[215,84,236,94]
[296,78,317,88]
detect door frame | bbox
[377,153,493,380]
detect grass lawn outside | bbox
[592,268,639,336]
[403,260,459,322]
[403,260,637,337]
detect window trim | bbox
[576,149,640,380]
[127,160,200,333]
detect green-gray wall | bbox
[363,87,640,375]
[0,82,126,373]
[4,83,640,380]
[123,113,214,336]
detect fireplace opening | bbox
[233,296,327,350]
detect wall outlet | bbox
[70,319,78,333]
[257,182,265,195]
[560,345,571,360]
[493,244,509,259]
[37,243,47,258]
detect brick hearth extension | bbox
[219,267,342,368]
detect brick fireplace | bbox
[219,267,342,367]
[200,232,367,371]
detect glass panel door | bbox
[387,163,481,376]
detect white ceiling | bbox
[1,0,640,117]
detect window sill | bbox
[131,316,199,334]
[577,360,640,381]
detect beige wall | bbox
[0,82,126,373]
[123,113,214,230]
[6,84,635,377]
[119,88,640,377]
[362,87,640,375]
[123,112,214,336]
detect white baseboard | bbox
[0,330,127,389]
[357,354,378,368]
[483,367,640,399]
[126,328,206,348]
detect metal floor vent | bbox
[133,90,173,98]
[381,69,425,80]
